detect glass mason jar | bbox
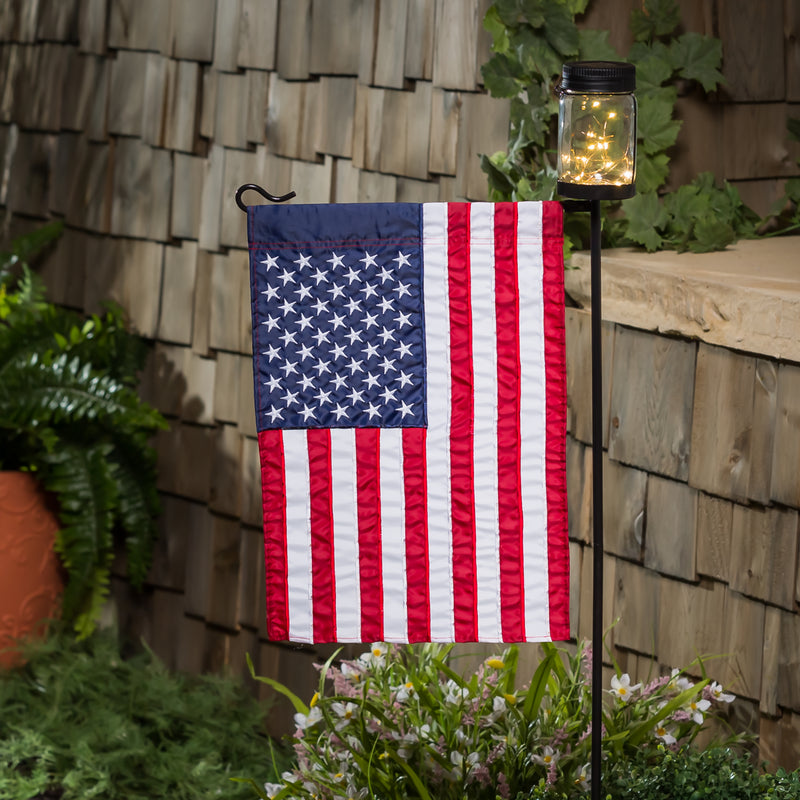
[557,61,637,200]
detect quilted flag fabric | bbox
[245,201,569,644]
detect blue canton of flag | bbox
[250,204,426,429]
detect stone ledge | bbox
[565,237,800,363]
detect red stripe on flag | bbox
[307,429,336,642]
[258,429,289,641]
[402,427,430,642]
[494,202,525,642]
[356,428,383,643]
[541,200,570,641]
[447,202,477,641]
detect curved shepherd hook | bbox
[235,183,296,213]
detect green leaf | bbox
[481,52,524,97]
[689,216,735,253]
[637,93,682,154]
[246,653,310,715]
[494,0,521,27]
[564,0,590,14]
[515,26,562,79]
[522,650,557,720]
[481,152,517,199]
[630,0,680,42]
[620,191,668,251]
[383,751,434,800]
[670,32,724,92]
[635,151,670,194]
[576,29,619,62]
[432,657,469,689]
[520,0,545,27]
[543,2,579,56]
[483,5,510,53]
[631,47,674,92]
[3,220,63,271]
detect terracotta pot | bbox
[0,471,64,668]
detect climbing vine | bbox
[480,0,800,254]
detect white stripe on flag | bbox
[517,202,551,640]
[283,429,314,643]
[469,203,502,642]
[380,428,407,642]
[422,202,455,642]
[331,428,361,642]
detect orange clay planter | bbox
[0,471,63,668]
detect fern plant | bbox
[0,223,167,637]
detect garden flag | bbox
[245,201,569,645]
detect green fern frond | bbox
[0,352,164,433]
[44,443,118,627]
[110,440,161,588]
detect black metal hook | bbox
[235,183,296,213]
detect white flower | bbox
[668,668,694,692]
[531,746,559,767]
[263,782,284,798]
[709,681,735,703]
[654,723,677,745]
[341,662,364,683]
[395,724,431,758]
[359,642,388,668]
[609,673,642,702]
[332,701,358,730]
[294,706,322,730]
[443,678,470,704]
[450,750,480,780]
[573,763,591,791]
[687,697,711,724]
[485,695,508,723]
[393,680,416,702]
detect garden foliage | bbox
[0,628,291,800]
[247,640,747,800]
[480,0,800,254]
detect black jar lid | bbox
[561,61,635,93]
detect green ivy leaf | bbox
[481,53,524,97]
[670,32,724,92]
[630,0,680,42]
[494,0,522,27]
[520,0,546,27]
[635,151,670,194]
[637,93,682,154]
[621,192,668,251]
[689,216,735,252]
[576,29,619,62]
[785,177,800,204]
[481,153,517,198]
[564,0,590,14]
[484,6,511,53]
[515,25,562,78]
[631,47,674,92]
[543,2,579,56]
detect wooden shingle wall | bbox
[1,0,799,761]
[566,305,800,771]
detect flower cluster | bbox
[248,642,740,800]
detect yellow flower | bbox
[310,691,320,708]
[486,657,505,669]
[503,693,517,705]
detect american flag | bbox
[246,201,569,644]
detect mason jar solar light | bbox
[557,61,636,200]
